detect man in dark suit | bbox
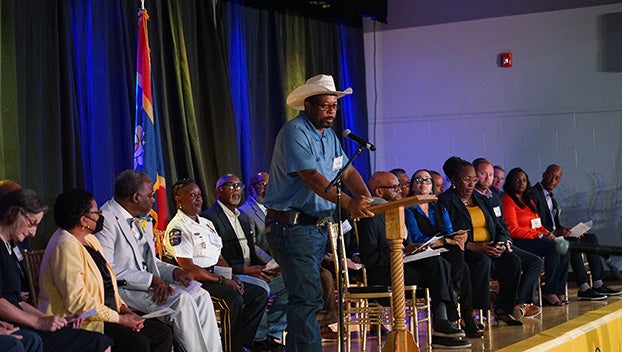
[202,174,288,352]
[531,164,620,300]
[472,158,542,318]
[357,171,471,348]
[239,171,272,261]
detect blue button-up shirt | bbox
[264,111,348,217]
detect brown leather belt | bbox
[266,209,333,227]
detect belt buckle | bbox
[287,211,300,225]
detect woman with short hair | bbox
[0,189,112,352]
[38,188,172,351]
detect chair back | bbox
[23,249,45,307]
[328,222,352,289]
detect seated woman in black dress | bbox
[404,169,482,337]
[437,157,523,325]
[38,188,173,352]
[0,189,113,351]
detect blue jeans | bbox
[0,330,43,352]
[512,238,569,295]
[266,221,327,352]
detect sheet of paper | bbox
[408,235,443,255]
[263,259,279,271]
[141,307,175,319]
[403,248,448,263]
[569,220,592,238]
[346,259,363,271]
[66,308,98,323]
[213,266,233,279]
[180,280,202,295]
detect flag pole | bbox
[141,0,145,10]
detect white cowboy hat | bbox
[286,74,353,110]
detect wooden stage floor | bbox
[321,283,622,351]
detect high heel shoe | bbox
[542,294,564,306]
[493,308,523,326]
[461,318,484,338]
[557,294,569,305]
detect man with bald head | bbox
[202,173,288,351]
[239,172,271,259]
[357,171,470,349]
[532,165,620,300]
[429,170,445,196]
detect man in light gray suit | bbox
[97,170,221,352]
[239,171,272,260]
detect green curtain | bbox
[0,0,20,181]
[152,0,240,202]
[5,0,368,248]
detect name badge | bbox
[531,217,542,229]
[341,219,352,234]
[332,156,343,171]
[13,247,24,261]
[493,206,502,217]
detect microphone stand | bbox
[325,144,365,352]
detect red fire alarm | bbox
[499,52,512,67]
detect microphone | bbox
[555,238,622,257]
[343,129,376,151]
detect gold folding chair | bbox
[329,222,393,351]
[23,249,45,307]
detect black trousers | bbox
[404,255,459,322]
[202,280,268,352]
[568,233,603,285]
[441,245,473,315]
[104,318,173,352]
[464,250,521,313]
[25,326,113,352]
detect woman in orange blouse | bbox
[501,168,570,306]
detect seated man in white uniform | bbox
[166,178,268,352]
[97,170,222,352]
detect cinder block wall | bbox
[363,4,622,247]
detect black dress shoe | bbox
[250,340,270,352]
[433,319,466,338]
[431,336,472,349]
[266,337,285,352]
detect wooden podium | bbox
[367,194,437,352]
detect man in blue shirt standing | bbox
[264,74,373,351]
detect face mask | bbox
[91,215,105,234]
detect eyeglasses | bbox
[84,210,103,216]
[414,177,433,185]
[309,101,340,112]
[20,211,40,228]
[378,185,401,192]
[251,181,268,188]
[461,176,479,184]
[220,182,245,190]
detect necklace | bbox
[460,196,472,206]
[0,232,11,253]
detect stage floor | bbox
[321,283,622,351]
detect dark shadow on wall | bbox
[598,12,622,72]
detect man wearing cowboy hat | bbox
[264,74,374,351]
